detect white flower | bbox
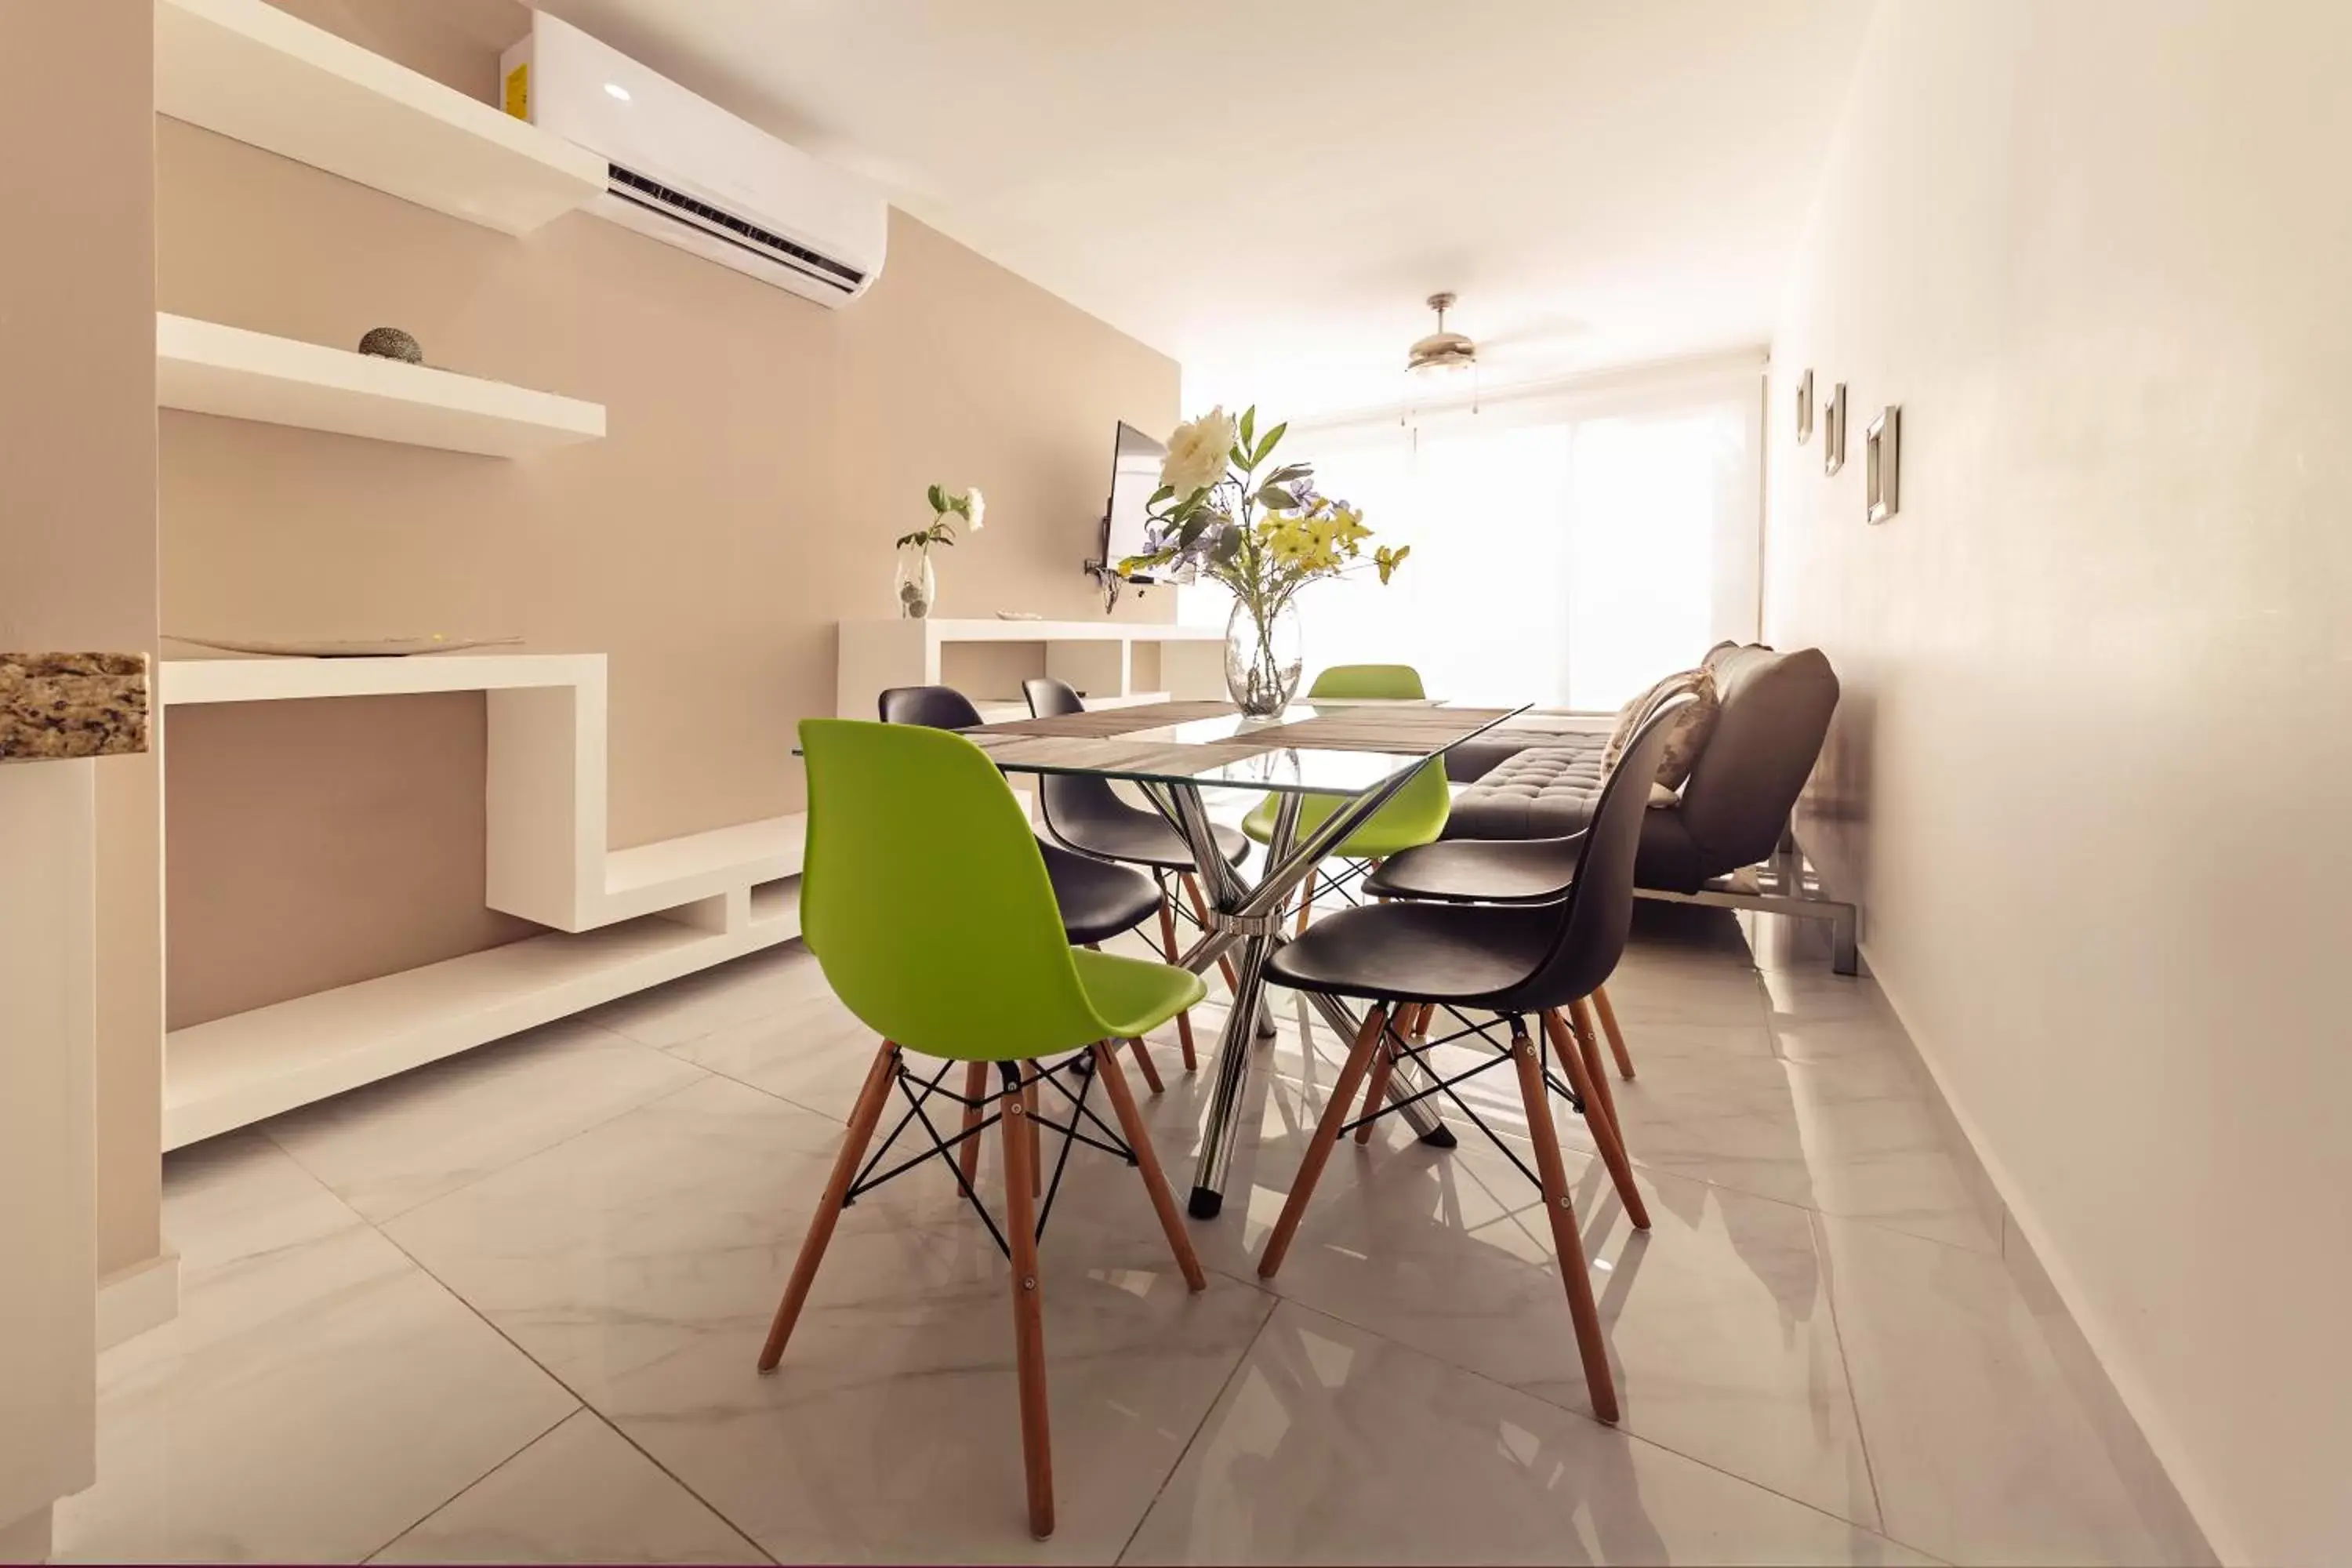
[1160,406,1236,500]
[962,488,985,531]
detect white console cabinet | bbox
[837,618,1225,722]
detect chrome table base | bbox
[1144,778,1454,1220]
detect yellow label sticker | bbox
[503,62,528,122]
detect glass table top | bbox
[956,698,1530,797]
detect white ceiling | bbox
[540,0,1876,417]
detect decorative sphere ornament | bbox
[357,326,424,364]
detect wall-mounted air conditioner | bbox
[500,13,886,307]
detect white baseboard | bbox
[0,1504,52,1565]
[96,1250,180,1350]
[1772,834,2219,1563]
[1851,935,2221,1567]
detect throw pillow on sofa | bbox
[1602,664,1720,789]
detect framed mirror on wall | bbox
[1866,405,1901,523]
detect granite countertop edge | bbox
[0,652,153,764]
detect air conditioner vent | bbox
[605,164,864,294]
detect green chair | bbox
[759,718,1208,1542]
[1241,664,1452,933]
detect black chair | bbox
[1021,677,1248,874]
[878,684,1174,1090]
[1352,664,1707,1085]
[1252,697,1691,1425]
[1022,677,1247,1069]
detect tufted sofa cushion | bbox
[1447,742,1708,890]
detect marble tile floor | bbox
[56,908,2209,1565]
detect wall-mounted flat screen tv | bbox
[1097,421,1168,582]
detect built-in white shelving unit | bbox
[837,618,1227,719]
[161,655,806,1146]
[154,0,604,234]
[157,314,607,458]
[164,884,800,1150]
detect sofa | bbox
[1442,643,1856,968]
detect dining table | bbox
[963,694,1528,1219]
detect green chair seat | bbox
[1240,768,1452,858]
[1240,663,1450,859]
[1072,947,1207,1039]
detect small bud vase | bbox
[894,544,936,619]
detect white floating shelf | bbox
[158,313,606,458]
[154,0,604,235]
[165,888,801,1149]
[162,652,815,1144]
[162,653,797,932]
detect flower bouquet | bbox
[892,484,984,619]
[1118,407,1406,712]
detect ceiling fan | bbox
[1405,292,1477,378]
[1405,291,1591,383]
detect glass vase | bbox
[1224,599,1302,715]
[894,545,936,619]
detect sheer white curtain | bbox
[1182,367,1762,710]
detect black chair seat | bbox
[1041,842,1165,946]
[1264,901,1557,1008]
[1049,811,1248,873]
[1359,835,1583,904]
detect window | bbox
[1180,365,1763,710]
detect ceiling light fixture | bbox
[1406,292,1477,379]
[603,82,632,101]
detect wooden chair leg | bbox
[1294,861,1319,936]
[998,1076,1055,1540]
[1091,1042,1206,1290]
[1154,892,1199,1072]
[1566,996,1625,1142]
[1021,1063,1044,1198]
[1258,1005,1388,1279]
[1592,983,1635,1080]
[1126,1036,1165,1095]
[1410,1000,1436,1042]
[957,1058,989,1187]
[760,1040,898,1372]
[1353,1021,1399,1145]
[1178,871,1241,995]
[1507,1022,1620,1423]
[1544,1010,1650,1230]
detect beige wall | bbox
[1,2,165,1277]
[159,0,1178,1026]
[1765,3,2351,1561]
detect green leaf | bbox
[1229,444,1250,472]
[1262,462,1310,488]
[927,483,946,514]
[1238,405,1256,450]
[1256,485,1300,511]
[1252,421,1287,465]
[1149,483,1174,504]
